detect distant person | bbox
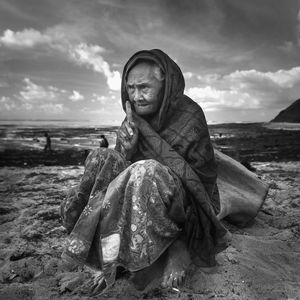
[44,132,52,153]
[99,134,109,148]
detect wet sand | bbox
[0,123,299,299]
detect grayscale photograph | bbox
[0,1,299,299]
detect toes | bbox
[91,280,107,296]
[167,273,175,288]
[161,273,174,289]
[162,270,186,289]
[170,272,177,288]
[168,273,179,288]
[90,273,107,296]
[173,272,182,288]
[178,271,185,286]
[161,275,169,288]
[172,271,185,288]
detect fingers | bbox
[161,272,185,289]
[126,101,133,123]
[124,120,134,137]
[118,124,132,144]
[125,101,134,136]
[118,118,137,148]
[117,107,138,160]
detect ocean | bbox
[1,120,299,162]
[0,119,115,128]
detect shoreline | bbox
[1,122,300,167]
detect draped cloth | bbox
[60,49,269,292]
[118,49,229,265]
[215,149,269,226]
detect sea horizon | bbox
[0,119,120,128]
[0,118,270,128]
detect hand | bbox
[117,101,138,160]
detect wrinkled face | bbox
[126,63,164,116]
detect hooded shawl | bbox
[117,49,228,265]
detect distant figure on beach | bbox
[60,49,269,296]
[44,132,52,153]
[99,134,109,148]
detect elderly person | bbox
[60,49,268,295]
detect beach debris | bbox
[21,224,43,241]
[225,246,240,264]
[36,207,60,221]
[56,271,89,294]
[10,247,36,261]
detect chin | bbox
[136,110,150,116]
[134,106,154,116]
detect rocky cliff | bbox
[271,99,300,123]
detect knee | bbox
[85,148,128,172]
[131,159,165,176]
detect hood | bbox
[121,49,185,131]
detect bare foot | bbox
[130,250,167,290]
[161,239,191,289]
[76,270,107,296]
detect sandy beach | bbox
[1,0,300,298]
[0,122,299,299]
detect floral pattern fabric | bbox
[61,148,186,277]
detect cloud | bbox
[68,43,121,91]
[0,96,10,102]
[186,66,300,111]
[0,96,15,112]
[7,78,66,114]
[183,72,194,80]
[0,28,51,48]
[0,25,79,49]
[16,78,68,114]
[0,96,15,111]
[91,94,109,104]
[19,78,57,102]
[49,85,67,93]
[227,67,300,89]
[22,103,33,110]
[0,27,121,91]
[39,103,64,113]
[69,90,84,101]
[187,86,255,111]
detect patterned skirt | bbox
[60,148,186,288]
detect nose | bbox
[132,89,142,101]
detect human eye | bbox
[141,85,149,91]
[127,85,134,93]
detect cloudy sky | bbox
[0,0,300,124]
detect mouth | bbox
[134,102,148,107]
